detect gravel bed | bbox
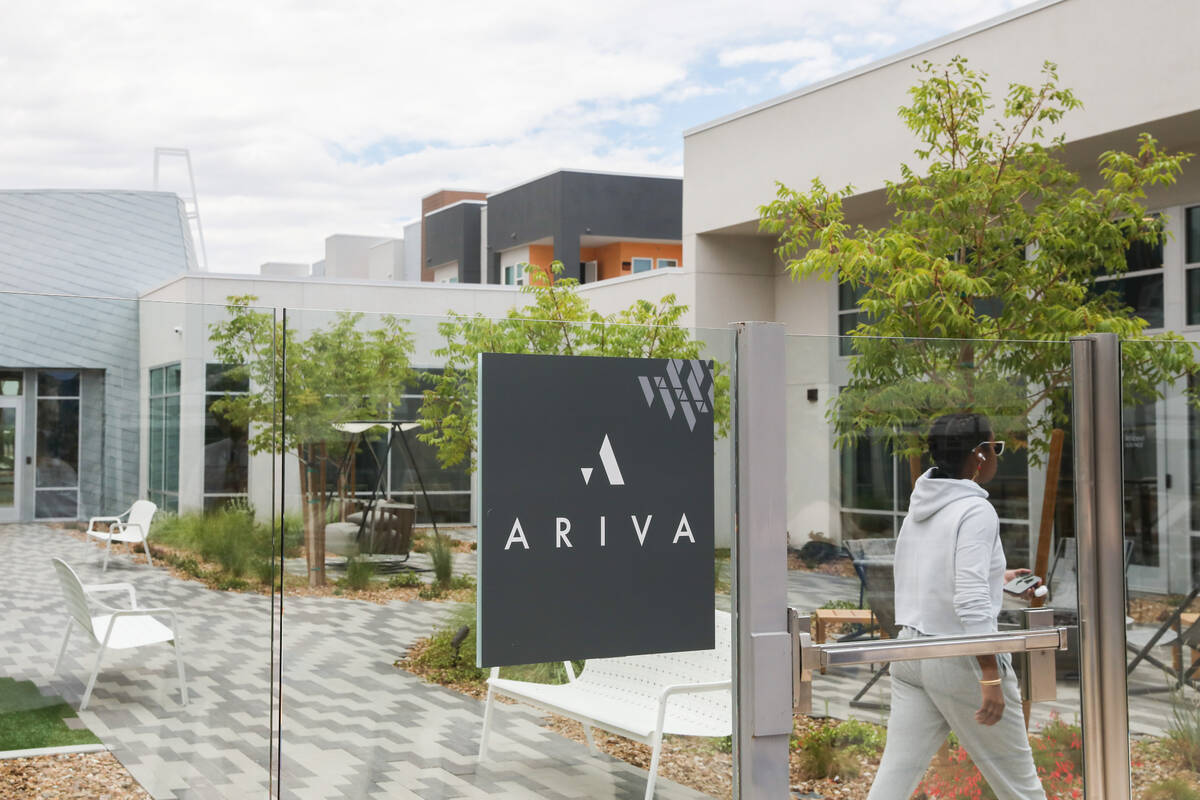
[0,752,149,799]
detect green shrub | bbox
[251,559,278,587]
[791,719,886,780]
[388,571,423,588]
[152,505,286,586]
[406,603,581,688]
[429,534,454,587]
[408,605,485,684]
[342,557,377,591]
[1144,778,1200,800]
[830,718,886,756]
[1166,690,1200,771]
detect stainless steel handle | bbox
[791,607,1068,714]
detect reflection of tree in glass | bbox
[760,57,1197,465]
[208,297,416,586]
[418,262,731,471]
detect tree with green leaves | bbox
[418,263,730,470]
[759,57,1195,465]
[208,296,415,586]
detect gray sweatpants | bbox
[866,629,1046,800]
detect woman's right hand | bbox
[975,682,1005,725]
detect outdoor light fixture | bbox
[807,388,818,403]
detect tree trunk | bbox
[300,444,326,587]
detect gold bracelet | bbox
[979,678,1003,686]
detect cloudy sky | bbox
[1,0,1031,272]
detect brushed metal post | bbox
[1022,608,1058,703]
[1072,333,1132,800]
[733,322,790,799]
[1071,335,1105,800]
[1091,333,1133,797]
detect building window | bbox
[837,282,868,357]
[657,258,678,269]
[1186,206,1200,325]
[204,364,249,510]
[839,422,1032,563]
[1090,216,1164,329]
[388,375,471,524]
[36,370,81,518]
[631,257,653,273]
[148,364,180,513]
[0,371,21,396]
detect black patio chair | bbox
[843,538,899,709]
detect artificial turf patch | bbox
[0,677,100,751]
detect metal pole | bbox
[1072,333,1132,800]
[733,321,791,799]
[1092,333,1133,796]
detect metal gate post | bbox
[1072,333,1131,800]
[733,322,791,798]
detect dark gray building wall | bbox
[424,202,483,283]
[486,171,682,283]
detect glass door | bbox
[0,397,20,523]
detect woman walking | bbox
[867,412,1045,800]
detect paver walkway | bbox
[0,524,711,799]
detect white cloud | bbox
[0,0,1032,272]
[718,39,835,67]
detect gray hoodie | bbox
[894,468,1005,635]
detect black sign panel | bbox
[478,353,715,667]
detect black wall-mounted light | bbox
[807,388,819,403]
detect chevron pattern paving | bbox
[0,524,711,799]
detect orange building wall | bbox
[521,241,682,284]
[593,242,682,281]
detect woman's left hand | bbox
[1005,568,1039,600]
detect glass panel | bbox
[0,292,281,798]
[787,333,1082,797]
[0,370,21,396]
[281,308,736,799]
[149,396,164,498]
[164,395,180,493]
[632,257,653,273]
[37,370,79,397]
[204,396,248,495]
[34,488,77,518]
[1090,273,1164,328]
[1189,268,1200,326]
[1121,338,1200,795]
[1188,206,1200,264]
[206,362,250,392]
[0,407,14,508]
[36,398,79,488]
[1123,398,1160,568]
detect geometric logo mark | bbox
[637,359,714,432]
[581,435,624,486]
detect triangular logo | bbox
[581,467,594,485]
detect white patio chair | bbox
[51,557,187,711]
[85,499,157,570]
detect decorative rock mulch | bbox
[0,752,149,799]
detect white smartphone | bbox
[1003,573,1042,596]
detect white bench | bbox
[478,610,732,800]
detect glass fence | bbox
[1121,339,1200,795]
[3,288,1197,798]
[784,333,1088,797]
